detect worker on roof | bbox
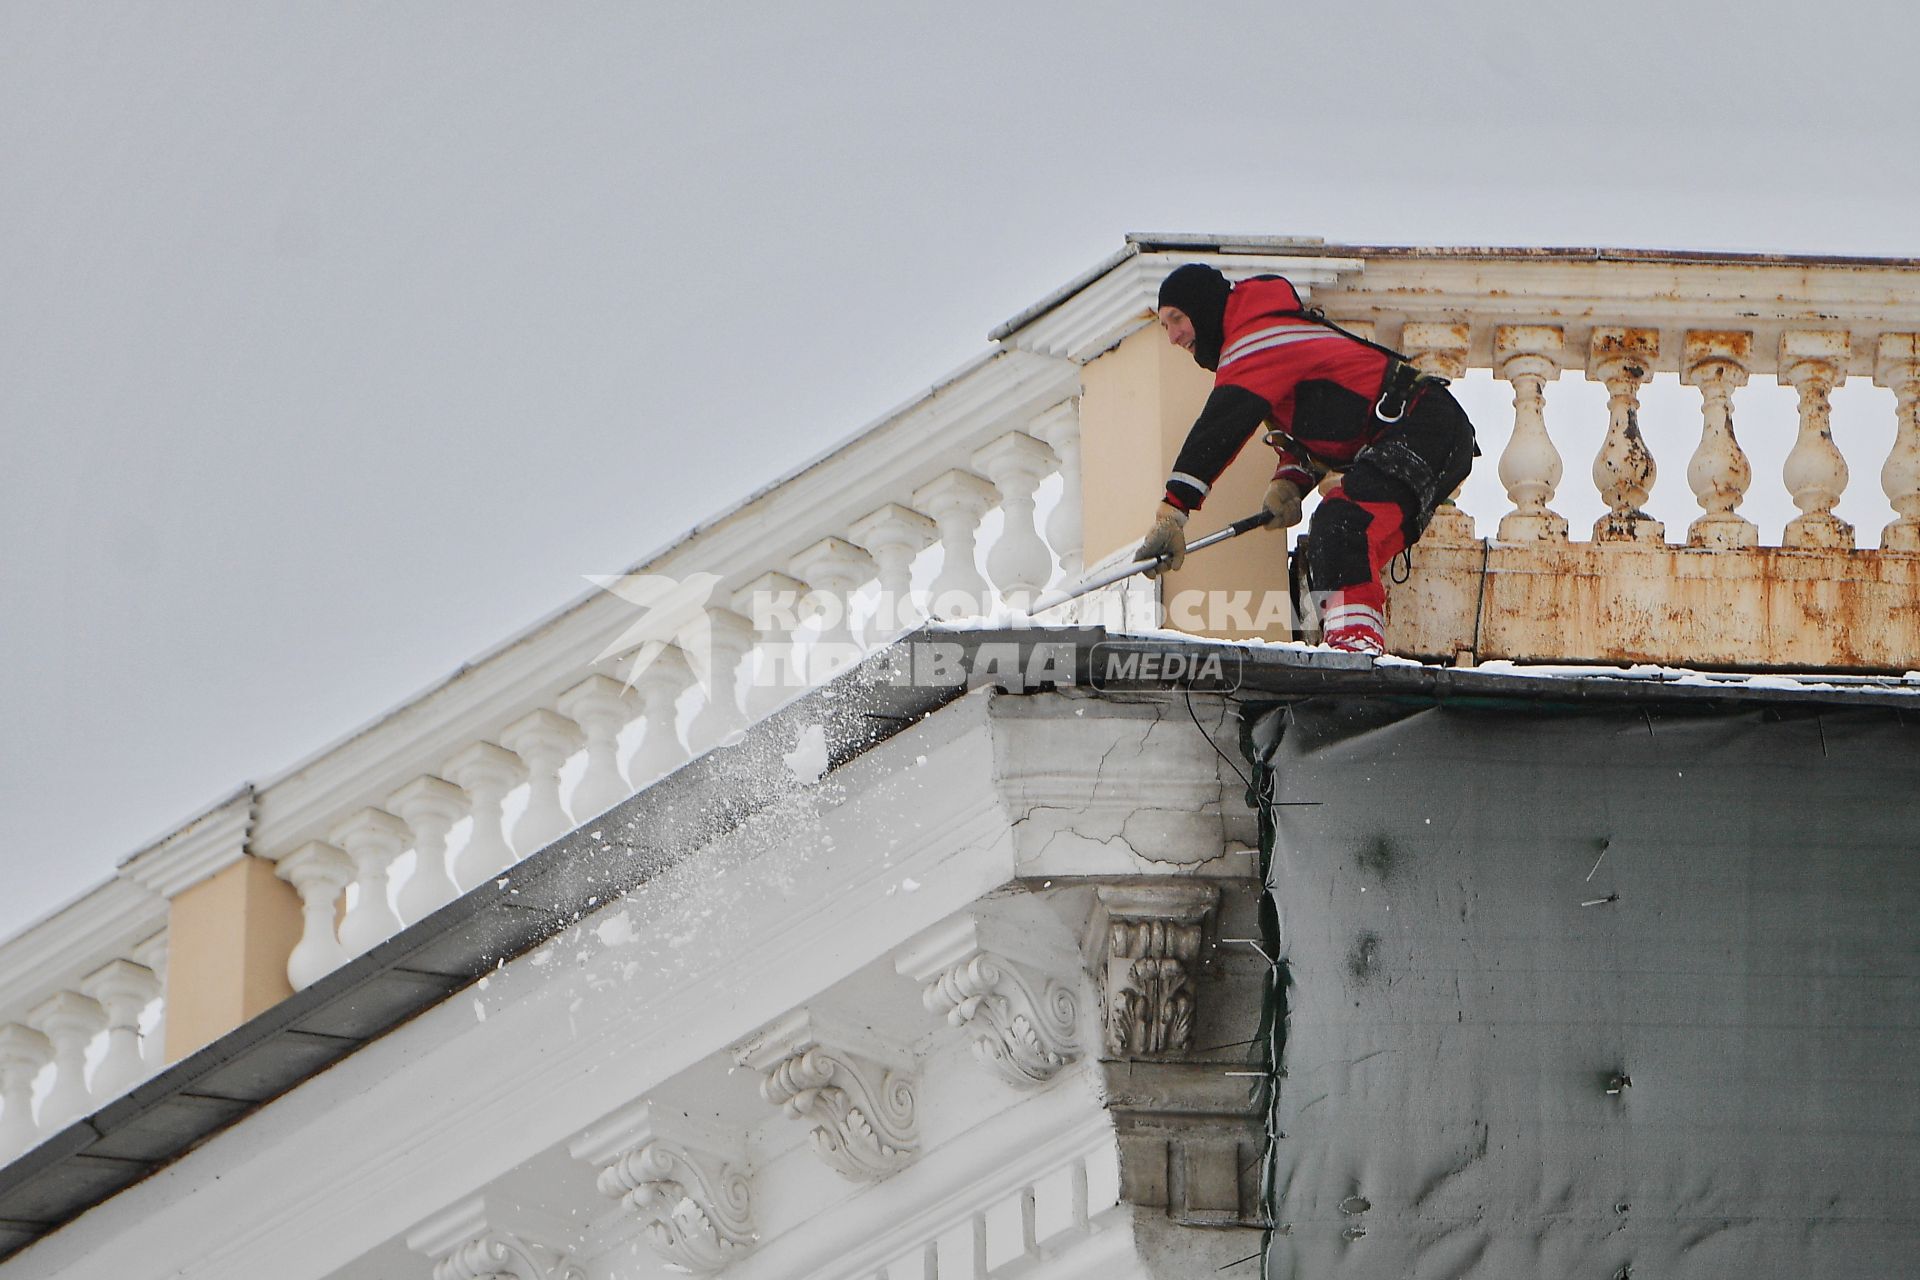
[1137,263,1477,655]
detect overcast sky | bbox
[3,1,1915,940]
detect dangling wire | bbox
[1389,547,1412,584]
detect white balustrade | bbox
[1031,400,1084,579]
[389,776,470,922]
[11,243,1919,1118]
[789,537,876,682]
[557,676,639,822]
[849,503,938,644]
[0,1024,52,1161]
[1587,328,1663,544]
[278,841,355,990]
[1493,325,1567,542]
[1682,331,1757,549]
[684,607,756,755]
[331,809,412,956]
[974,431,1059,610]
[28,991,105,1132]
[444,743,527,889]
[132,931,168,1073]
[1399,323,1475,544]
[79,960,158,1100]
[733,572,808,723]
[1778,331,1853,549]
[914,469,998,619]
[499,710,585,853]
[1876,334,1920,551]
[627,643,694,787]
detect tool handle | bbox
[1030,508,1275,614]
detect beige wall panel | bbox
[1388,545,1920,671]
[1079,325,1297,640]
[163,855,301,1062]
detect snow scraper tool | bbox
[1031,509,1274,615]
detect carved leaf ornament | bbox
[761,1046,917,1181]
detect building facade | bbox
[2,238,1917,1279]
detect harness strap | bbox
[1261,305,1448,423]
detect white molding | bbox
[743,1077,1127,1280]
[0,693,1016,1280]
[568,1099,756,1274]
[737,1009,920,1182]
[117,787,254,899]
[997,251,1364,364]
[897,913,1084,1088]
[243,348,1078,861]
[0,878,167,1027]
[1310,255,1920,376]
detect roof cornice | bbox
[990,244,1364,363]
[118,787,254,898]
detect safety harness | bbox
[1255,305,1474,523]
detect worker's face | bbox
[1158,306,1195,355]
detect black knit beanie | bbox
[1156,263,1232,370]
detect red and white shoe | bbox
[1320,599,1386,655]
[1324,622,1386,656]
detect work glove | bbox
[1137,503,1188,579]
[1262,478,1305,529]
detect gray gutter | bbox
[3,627,1913,1261]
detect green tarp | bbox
[1247,699,1920,1278]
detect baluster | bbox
[789,538,877,682]
[732,572,808,722]
[389,776,470,922]
[27,992,105,1131]
[913,470,998,619]
[628,642,694,786]
[0,1024,52,1161]
[849,504,937,645]
[1587,328,1664,544]
[1778,331,1854,549]
[1876,334,1920,551]
[1494,325,1568,541]
[973,432,1059,611]
[1031,400,1083,579]
[79,960,158,1100]
[331,809,412,954]
[1682,331,1757,548]
[558,676,640,821]
[132,932,168,1073]
[443,743,527,888]
[684,607,756,755]
[499,710,584,852]
[1398,323,1474,544]
[277,841,355,990]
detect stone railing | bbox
[0,885,167,1165]
[1292,246,1920,554]
[5,237,1915,1166]
[1051,237,1920,669]
[0,328,1103,1159]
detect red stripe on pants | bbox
[1316,484,1409,612]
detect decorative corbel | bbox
[896,912,1083,1088]
[1090,884,1219,1060]
[569,1099,756,1274]
[405,1196,584,1280]
[736,1010,918,1181]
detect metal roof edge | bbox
[1124,233,1920,271]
